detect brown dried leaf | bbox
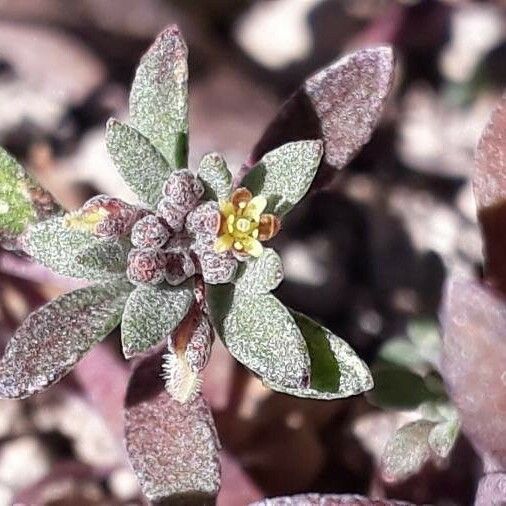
[250,494,413,505]
[125,349,221,503]
[0,280,131,399]
[473,94,506,293]
[243,46,394,189]
[441,278,506,469]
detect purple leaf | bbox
[125,349,221,503]
[475,473,506,506]
[249,494,413,505]
[0,280,131,399]
[440,278,506,469]
[241,46,395,190]
[473,94,506,293]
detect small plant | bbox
[0,26,395,503]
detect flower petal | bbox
[258,214,281,241]
[219,201,235,218]
[243,237,263,257]
[244,196,267,221]
[214,234,234,253]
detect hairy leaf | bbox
[475,473,506,506]
[106,119,173,208]
[381,420,435,482]
[473,94,506,294]
[25,216,129,280]
[250,494,413,505]
[129,25,188,168]
[198,152,232,201]
[241,141,323,215]
[243,46,394,189]
[441,278,506,468]
[234,248,284,295]
[208,284,310,389]
[0,281,131,398]
[264,311,373,399]
[121,283,194,358]
[0,147,60,246]
[125,350,220,503]
[428,418,460,459]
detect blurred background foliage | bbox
[0,0,504,504]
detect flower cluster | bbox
[65,169,280,287]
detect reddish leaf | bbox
[440,278,506,469]
[473,94,506,293]
[250,494,413,505]
[125,349,221,503]
[241,46,394,190]
[0,281,130,399]
[475,473,506,506]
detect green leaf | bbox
[197,152,232,201]
[209,284,310,389]
[25,216,129,281]
[0,147,60,244]
[264,311,373,399]
[121,283,194,358]
[105,119,173,208]
[240,140,323,215]
[234,248,284,295]
[0,280,132,398]
[378,338,425,371]
[428,418,460,458]
[406,318,442,368]
[368,365,444,410]
[381,420,435,482]
[129,25,188,168]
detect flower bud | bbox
[157,198,187,232]
[165,249,196,286]
[126,248,167,285]
[185,201,220,237]
[162,169,204,213]
[131,214,171,249]
[65,195,140,238]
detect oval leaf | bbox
[250,494,413,505]
[441,278,506,467]
[0,147,60,246]
[234,248,284,295]
[475,473,506,506]
[209,285,310,389]
[0,280,131,398]
[428,418,460,459]
[105,119,173,208]
[121,283,194,358]
[25,216,129,281]
[129,25,188,168]
[473,94,506,294]
[243,46,394,189]
[125,350,220,503]
[264,311,373,399]
[240,140,323,215]
[381,420,435,482]
[198,152,232,201]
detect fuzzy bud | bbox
[162,169,204,213]
[185,316,213,372]
[165,250,196,286]
[185,201,221,237]
[65,195,141,238]
[131,214,171,249]
[157,198,187,232]
[126,248,167,285]
[193,237,237,284]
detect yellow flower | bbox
[214,187,280,258]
